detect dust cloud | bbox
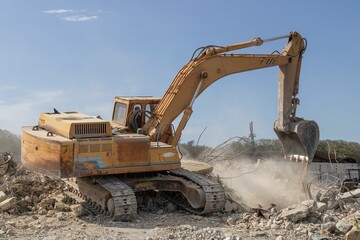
[213,158,308,209]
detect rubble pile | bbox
[216,185,360,239]
[149,195,360,239]
[0,152,68,215]
[1,150,360,239]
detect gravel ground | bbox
[1,154,360,239]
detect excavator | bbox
[21,31,319,221]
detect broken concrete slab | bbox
[301,200,317,213]
[336,220,353,234]
[0,197,16,211]
[278,200,316,222]
[316,202,327,213]
[338,189,360,201]
[0,191,7,202]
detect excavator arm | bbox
[142,32,319,161]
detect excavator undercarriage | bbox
[64,168,225,221]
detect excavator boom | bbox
[143,32,319,161]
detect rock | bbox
[5,221,16,227]
[275,236,284,240]
[322,214,334,223]
[250,231,267,237]
[354,211,360,220]
[345,225,360,240]
[274,218,283,225]
[270,207,278,215]
[285,222,293,230]
[270,224,279,229]
[0,184,6,193]
[301,200,317,213]
[38,198,56,209]
[157,209,164,215]
[322,222,336,233]
[309,235,331,240]
[278,202,311,222]
[338,189,360,201]
[41,224,50,231]
[24,196,31,203]
[6,229,14,236]
[38,208,47,215]
[46,210,56,217]
[231,202,238,212]
[307,214,321,224]
[55,202,70,212]
[316,202,327,213]
[56,212,67,221]
[242,214,251,222]
[227,218,236,226]
[20,224,29,229]
[70,204,81,214]
[166,202,175,212]
[336,219,353,233]
[0,197,16,211]
[52,193,66,202]
[0,191,7,202]
[224,200,235,213]
[237,223,247,228]
[70,204,89,217]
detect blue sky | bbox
[0,1,359,146]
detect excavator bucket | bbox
[274,120,320,162]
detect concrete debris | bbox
[336,219,353,233]
[2,150,360,239]
[278,200,316,222]
[316,201,328,213]
[338,188,360,201]
[0,197,16,211]
[345,225,360,240]
[226,217,236,226]
[0,191,6,202]
[322,221,336,233]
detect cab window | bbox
[113,102,127,124]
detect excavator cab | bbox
[111,96,160,132]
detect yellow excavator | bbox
[22,31,319,221]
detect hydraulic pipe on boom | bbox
[209,34,290,55]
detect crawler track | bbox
[64,177,137,221]
[168,168,225,214]
[95,176,138,221]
